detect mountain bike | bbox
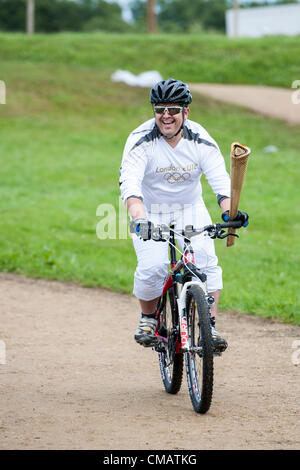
[135,220,243,414]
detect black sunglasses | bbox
[154,106,184,116]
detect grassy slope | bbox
[0,32,300,87]
[0,34,299,324]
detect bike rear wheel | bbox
[185,285,214,413]
[158,287,183,394]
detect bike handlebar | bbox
[174,221,243,238]
[130,220,244,242]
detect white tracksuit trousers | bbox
[132,201,222,301]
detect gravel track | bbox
[0,273,299,450]
[189,83,300,125]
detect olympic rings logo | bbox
[163,172,191,184]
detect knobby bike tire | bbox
[158,287,183,394]
[185,285,214,414]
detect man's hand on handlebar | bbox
[131,218,166,242]
[131,218,152,240]
[221,210,249,227]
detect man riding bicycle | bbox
[119,78,248,351]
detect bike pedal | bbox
[141,338,159,348]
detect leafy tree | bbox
[129,0,228,32]
[0,0,26,31]
[35,0,84,32]
[0,0,130,32]
[129,0,300,33]
[129,0,147,30]
[82,2,130,32]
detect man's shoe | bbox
[210,324,228,352]
[134,316,158,347]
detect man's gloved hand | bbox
[131,217,153,241]
[222,210,249,227]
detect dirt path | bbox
[0,273,299,450]
[189,83,300,125]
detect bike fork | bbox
[176,281,206,352]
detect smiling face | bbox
[154,103,190,140]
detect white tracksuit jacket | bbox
[120,118,230,213]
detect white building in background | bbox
[226,3,300,38]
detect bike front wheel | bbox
[158,287,183,394]
[185,285,214,414]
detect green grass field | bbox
[0,33,299,324]
[1,32,300,87]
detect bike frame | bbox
[141,219,244,413]
[155,225,208,353]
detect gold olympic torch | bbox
[227,142,251,247]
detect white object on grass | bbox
[111,70,163,87]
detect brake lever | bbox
[218,231,239,240]
[208,229,239,239]
[152,226,167,242]
[207,229,218,239]
[208,228,226,239]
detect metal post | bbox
[26,0,35,35]
[147,0,157,34]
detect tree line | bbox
[0,0,128,33]
[132,0,299,33]
[0,0,298,34]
